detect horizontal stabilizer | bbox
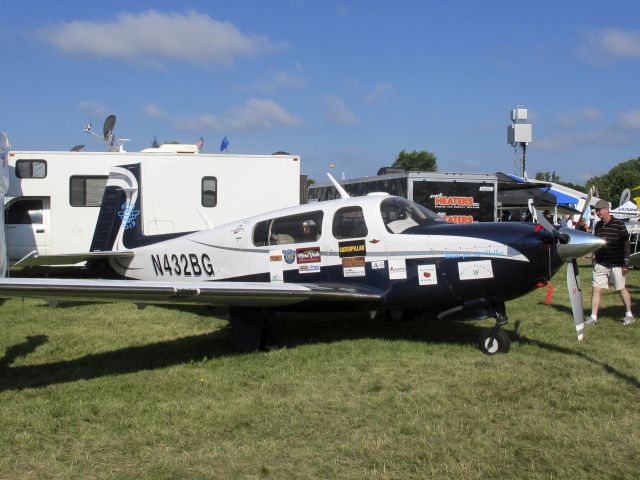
[15,251,134,267]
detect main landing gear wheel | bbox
[478,328,510,355]
[229,308,276,352]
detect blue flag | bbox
[220,135,229,152]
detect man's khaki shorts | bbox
[592,262,626,290]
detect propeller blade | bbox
[580,190,593,219]
[566,259,585,341]
[536,212,556,234]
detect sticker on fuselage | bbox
[388,258,407,280]
[270,250,284,283]
[342,257,365,277]
[283,249,296,264]
[458,260,493,280]
[299,264,321,274]
[338,240,366,258]
[371,260,385,270]
[296,247,321,264]
[417,264,437,286]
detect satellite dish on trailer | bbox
[70,145,85,152]
[103,115,116,140]
[620,188,631,207]
[83,114,127,152]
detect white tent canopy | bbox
[610,200,639,219]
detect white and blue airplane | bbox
[0,165,604,354]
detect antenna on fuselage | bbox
[327,173,350,199]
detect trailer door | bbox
[4,197,49,262]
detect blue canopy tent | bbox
[505,174,579,208]
[496,172,581,221]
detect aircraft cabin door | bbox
[4,197,49,262]
[331,204,388,283]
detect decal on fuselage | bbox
[458,260,493,280]
[151,253,215,277]
[342,256,365,277]
[417,264,437,285]
[371,260,385,270]
[388,258,407,280]
[270,250,284,283]
[118,202,140,230]
[283,249,296,264]
[338,240,366,258]
[296,247,321,264]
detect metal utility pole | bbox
[507,106,533,178]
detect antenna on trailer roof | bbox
[83,114,130,152]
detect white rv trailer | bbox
[5,144,301,265]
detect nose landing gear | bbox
[478,301,510,355]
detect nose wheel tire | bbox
[479,328,510,355]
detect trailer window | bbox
[202,177,217,207]
[16,160,47,178]
[333,206,368,239]
[253,211,324,246]
[5,199,43,224]
[70,176,108,207]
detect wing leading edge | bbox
[0,278,383,308]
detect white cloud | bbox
[145,98,302,132]
[555,108,601,127]
[364,83,394,104]
[535,129,631,151]
[325,95,356,124]
[618,110,640,130]
[227,98,303,129]
[78,100,108,118]
[238,70,305,93]
[582,28,640,63]
[36,10,285,69]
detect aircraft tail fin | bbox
[90,164,185,252]
[90,164,142,252]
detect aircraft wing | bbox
[15,251,135,267]
[0,278,383,308]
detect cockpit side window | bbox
[253,211,324,246]
[332,206,368,239]
[380,197,443,234]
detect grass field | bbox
[1,262,639,479]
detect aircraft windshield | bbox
[380,197,444,234]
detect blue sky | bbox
[2,1,640,184]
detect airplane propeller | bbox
[530,190,602,341]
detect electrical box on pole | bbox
[507,106,533,177]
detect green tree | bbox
[586,156,640,206]
[391,149,437,172]
[534,170,586,192]
[534,171,561,183]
